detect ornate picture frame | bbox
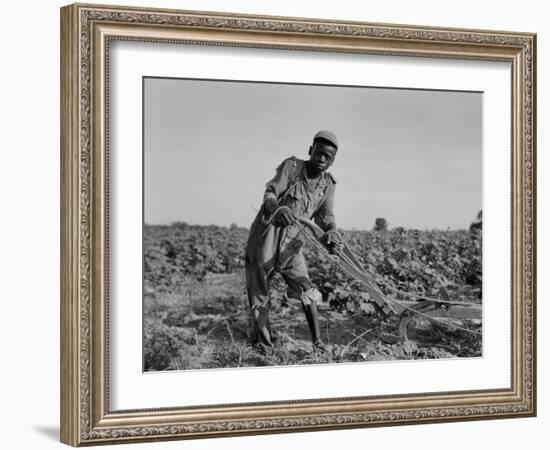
[60,3,536,446]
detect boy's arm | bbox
[262,158,295,216]
[315,183,342,252]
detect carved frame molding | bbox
[61,3,536,446]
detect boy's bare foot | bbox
[253,341,273,356]
[313,339,328,353]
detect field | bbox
[144,222,482,371]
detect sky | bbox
[144,77,482,230]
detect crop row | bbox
[144,223,481,312]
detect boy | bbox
[245,130,342,351]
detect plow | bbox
[295,217,482,344]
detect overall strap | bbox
[311,172,335,218]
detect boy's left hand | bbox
[323,230,343,254]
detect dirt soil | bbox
[144,272,481,371]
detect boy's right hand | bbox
[273,207,296,227]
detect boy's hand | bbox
[273,207,296,227]
[323,230,343,254]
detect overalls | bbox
[245,156,336,346]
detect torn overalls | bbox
[245,156,336,346]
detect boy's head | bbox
[308,130,338,172]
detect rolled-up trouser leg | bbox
[245,260,274,346]
[251,306,272,346]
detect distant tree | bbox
[229,222,238,231]
[374,217,388,232]
[161,239,176,258]
[470,210,482,233]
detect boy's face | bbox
[308,140,337,172]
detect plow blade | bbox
[392,300,482,320]
[396,299,482,343]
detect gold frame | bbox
[60,3,537,446]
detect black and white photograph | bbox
[143,77,483,372]
[51,1,540,447]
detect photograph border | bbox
[60,3,536,446]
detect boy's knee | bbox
[300,287,322,306]
[286,279,311,302]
